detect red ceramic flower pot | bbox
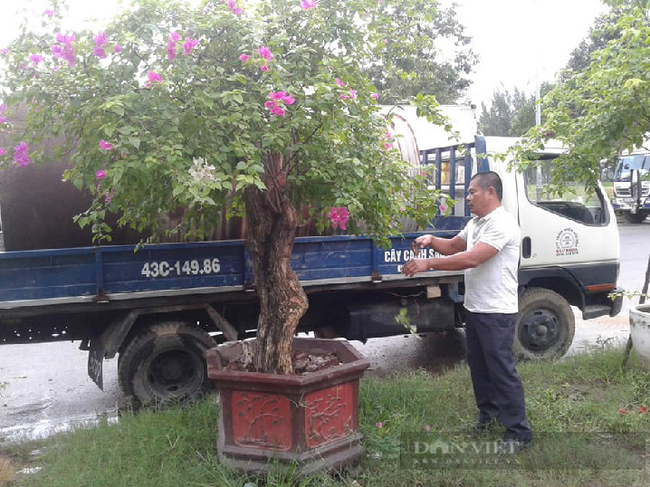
[206,337,370,475]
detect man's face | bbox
[466,179,491,217]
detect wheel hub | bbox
[521,310,559,351]
[148,350,201,395]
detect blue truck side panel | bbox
[0,233,468,306]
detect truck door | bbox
[516,157,619,276]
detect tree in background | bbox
[512,0,650,191]
[478,83,552,137]
[363,0,478,104]
[563,8,623,78]
[0,0,449,374]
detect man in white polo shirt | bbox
[401,171,532,451]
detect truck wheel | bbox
[626,212,647,224]
[118,322,216,407]
[513,288,575,360]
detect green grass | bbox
[3,346,650,487]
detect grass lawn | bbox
[2,345,650,486]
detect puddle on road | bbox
[0,412,119,446]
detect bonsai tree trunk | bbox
[244,152,309,374]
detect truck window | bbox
[524,159,608,226]
[615,154,650,179]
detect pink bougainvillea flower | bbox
[93,48,107,59]
[0,48,9,56]
[300,0,318,9]
[169,31,180,42]
[29,53,43,66]
[640,405,648,414]
[183,37,199,55]
[226,0,243,15]
[0,147,7,156]
[52,33,76,66]
[44,9,56,17]
[96,170,107,180]
[375,421,383,428]
[335,78,345,87]
[260,64,269,72]
[0,116,6,124]
[265,92,295,117]
[13,142,30,167]
[56,33,74,44]
[340,94,348,100]
[257,46,273,61]
[147,71,162,83]
[384,143,393,150]
[349,90,357,99]
[167,42,177,61]
[371,92,379,100]
[93,32,107,47]
[99,140,113,151]
[239,53,249,62]
[329,207,350,230]
[114,44,122,53]
[270,105,286,117]
[439,204,448,213]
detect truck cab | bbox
[611,151,650,223]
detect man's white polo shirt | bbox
[457,206,520,314]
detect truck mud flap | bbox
[88,338,104,390]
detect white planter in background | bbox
[630,304,650,370]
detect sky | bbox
[0,0,609,108]
[448,0,609,107]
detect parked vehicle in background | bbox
[611,149,650,223]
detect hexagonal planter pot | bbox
[630,304,650,370]
[205,337,370,475]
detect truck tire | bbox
[513,288,575,360]
[118,321,216,407]
[626,211,647,224]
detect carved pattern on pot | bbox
[304,383,353,448]
[231,391,292,451]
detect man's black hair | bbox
[470,171,503,201]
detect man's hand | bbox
[411,234,434,253]
[401,258,431,277]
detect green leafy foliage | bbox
[361,0,478,104]
[0,0,449,244]
[511,3,650,194]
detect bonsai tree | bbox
[0,0,449,373]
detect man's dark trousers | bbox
[465,310,532,440]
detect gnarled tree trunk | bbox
[245,152,309,374]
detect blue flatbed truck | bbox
[0,136,623,405]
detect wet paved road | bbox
[0,219,648,444]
